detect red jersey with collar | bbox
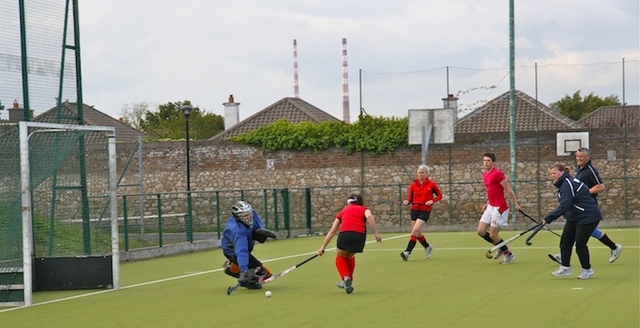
[336,204,368,233]
[406,178,443,212]
[483,167,508,208]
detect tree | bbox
[550,91,620,120]
[119,102,150,130]
[139,100,225,140]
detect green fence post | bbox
[305,188,312,231]
[216,191,221,239]
[397,184,404,227]
[262,189,268,229]
[272,189,279,232]
[186,193,193,243]
[157,194,163,247]
[123,195,129,251]
[282,188,290,238]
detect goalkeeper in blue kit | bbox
[221,201,276,289]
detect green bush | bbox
[231,116,409,155]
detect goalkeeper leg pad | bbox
[223,260,241,278]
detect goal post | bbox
[14,122,119,307]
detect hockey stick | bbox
[227,282,242,295]
[378,200,414,205]
[518,210,561,237]
[525,224,545,246]
[485,223,543,259]
[227,254,318,295]
[259,254,318,284]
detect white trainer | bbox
[552,266,572,277]
[400,251,410,261]
[501,253,516,264]
[425,245,433,259]
[577,268,595,279]
[609,244,622,263]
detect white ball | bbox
[265,290,272,298]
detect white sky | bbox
[2,0,639,121]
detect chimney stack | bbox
[223,94,240,130]
[442,94,458,110]
[8,99,32,122]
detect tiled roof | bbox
[578,105,640,127]
[34,102,145,143]
[455,90,582,133]
[211,97,341,140]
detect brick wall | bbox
[114,127,639,230]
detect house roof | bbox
[578,105,640,127]
[210,97,341,140]
[34,102,145,143]
[455,90,582,133]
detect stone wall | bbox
[112,127,639,231]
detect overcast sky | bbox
[2,0,639,121]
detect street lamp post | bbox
[181,105,194,242]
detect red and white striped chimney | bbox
[342,38,350,123]
[293,39,299,98]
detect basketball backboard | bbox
[408,108,455,145]
[556,132,589,156]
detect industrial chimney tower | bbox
[342,38,350,123]
[293,39,299,98]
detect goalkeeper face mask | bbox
[237,211,254,228]
[232,201,255,228]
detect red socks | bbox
[335,256,349,279]
[335,256,356,279]
[347,257,355,278]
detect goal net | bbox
[0,122,119,307]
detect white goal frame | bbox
[18,122,119,307]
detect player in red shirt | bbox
[400,164,443,261]
[476,153,521,264]
[317,194,382,294]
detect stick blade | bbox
[525,224,545,246]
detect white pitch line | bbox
[1,232,636,313]
[0,237,407,313]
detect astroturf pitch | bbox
[1,228,638,328]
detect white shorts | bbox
[480,205,509,228]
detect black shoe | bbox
[343,276,353,294]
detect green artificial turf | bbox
[1,228,638,328]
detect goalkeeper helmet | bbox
[232,201,254,228]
